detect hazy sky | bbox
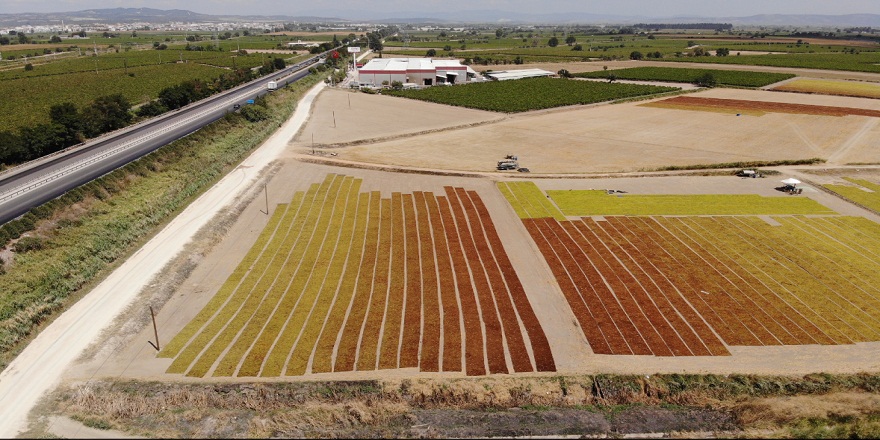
[3,0,880,17]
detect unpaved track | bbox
[0,82,328,438]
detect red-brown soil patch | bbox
[655,96,880,117]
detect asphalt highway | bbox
[0,55,321,225]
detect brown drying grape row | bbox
[460,189,533,372]
[608,217,729,355]
[378,193,406,370]
[425,194,463,372]
[528,218,628,354]
[445,187,508,374]
[414,192,442,373]
[437,195,486,376]
[468,193,556,372]
[591,219,709,355]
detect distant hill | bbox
[1,7,879,28]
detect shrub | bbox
[13,236,44,253]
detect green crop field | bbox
[659,51,880,74]
[546,190,836,216]
[574,67,795,87]
[825,178,880,213]
[384,77,678,112]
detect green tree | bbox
[49,35,62,43]
[368,32,384,57]
[495,28,503,38]
[557,68,572,78]
[136,101,168,117]
[565,35,576,45]
[390,80,404,90]
[239,104,269,122]
[49,102,82,145]
[24,63,33,71]
[572,44,583,51]
[629,50,643,60]
[425,48,437,57]
[0,131,26,165]
[80,94,132,137]
[716,47,730,56]
[548,36,559,47]
[273,57,286,70]
[695,72,717,87]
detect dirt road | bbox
[0,82,328,438]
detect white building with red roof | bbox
[357,57,478,87]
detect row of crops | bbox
[384,77,679,113]
[160,174,555,377]
[501,182,880,356]
[574,67,795,88]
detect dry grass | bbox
[42,373,880,438]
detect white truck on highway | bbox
[267,81,278,91]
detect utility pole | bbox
[260,184,269,215]
[148,306,160,351]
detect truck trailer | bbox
[267,81,278,91]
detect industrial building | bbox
[483,68,555,81]
[357,58,479,87]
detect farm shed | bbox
[484,68,555,81]
[357,58,477,87]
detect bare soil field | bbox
[299,86,880,173]
[32,73,880,438]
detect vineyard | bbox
[825,178,880,213]
[658,52,880,74]
[642,96,880,118]
[384,77,679,113]
[159,174,556,377]
[772,78,880,99]
[1,63,226,132]
[574,67,795,88]
[499,182,880,356]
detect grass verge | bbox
[0,73,324,372]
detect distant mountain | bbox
[1,7,879,28]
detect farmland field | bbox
[574,67,794,88]
[501,182,880,356]
[824,178,880,213]
[383,77,679,112]
[642,96,880,117]
[772,78,880,99]
[159,174,556,377]
[545,189,835,216]
[1,63,226,131]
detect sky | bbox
[3,0,880,17]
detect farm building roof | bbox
[484,68,555,81]
[358,57,467,74]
